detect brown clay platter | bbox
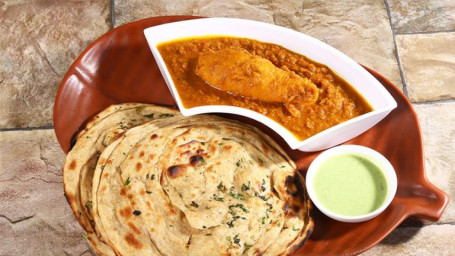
[53,16,449,255]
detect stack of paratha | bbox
[63,103,313,256]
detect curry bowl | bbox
[143,18,397,152]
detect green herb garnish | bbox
[158,113,174,118]
[233,233,241,246]
[229,204,249,213]
[229,191,244,200]
[265,208,271,218]
[241,181,251,191]
[217,182,226,192]
[124,177,131,186]
[213,196,224,202]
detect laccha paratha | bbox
[63,103,313,255]
[62,103,182,255]
[90,112,313,255]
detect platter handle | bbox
[401,181,449,221]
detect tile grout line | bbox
[412,98,455,105]
[382,0,409,99]
[396,29,455,36]
[110,0,116,29]
[0,126,54,132]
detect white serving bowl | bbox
[306,145,397,223]
[143,18,397,152]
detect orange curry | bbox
[158,36,373,141]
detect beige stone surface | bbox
[114,0,402,88]
[396,33,455,102]
[362,224,455,256]
[0,1,452,256]
[0,129,93,256]
[413,102,455,223]
[0,0,111,129]
[387,0,455,34]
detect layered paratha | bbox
[64,103,313,255]
[62,103,181,255]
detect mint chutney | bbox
[313,154,388,216]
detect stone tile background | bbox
[0,0,453,255]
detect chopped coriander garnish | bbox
[218,142,223,146]
[158,113,174,118]
[244,243,253,251]
[236,161,241,167]
[124,177,131,186]
[292,227,300,231]
[265,208,271,218]
[131,119,137,122]
[201,141,205,145]
[201,158,206,164]
[233,233,241,246]
[217,182,226,192]
[146,173,149,179]
[229,190,244,200]
[146,190,152,194]
[151,174,155,180]
[241,181,251,191]
[82,233,88,239]
[229,204,249,213]
[143,113,154,118]
[213,196,224,202]
[262,179,266,185]
[205,233,212,236]
[86,136,91,139]
[261,217,265,224]
[254,191,270,201]
[190,201,199,208]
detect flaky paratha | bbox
[62,103,181,255]
[91,113,313,255]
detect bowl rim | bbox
[143,17,397,151]
[305,144,398,223]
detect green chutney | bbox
[314,154,388,216]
